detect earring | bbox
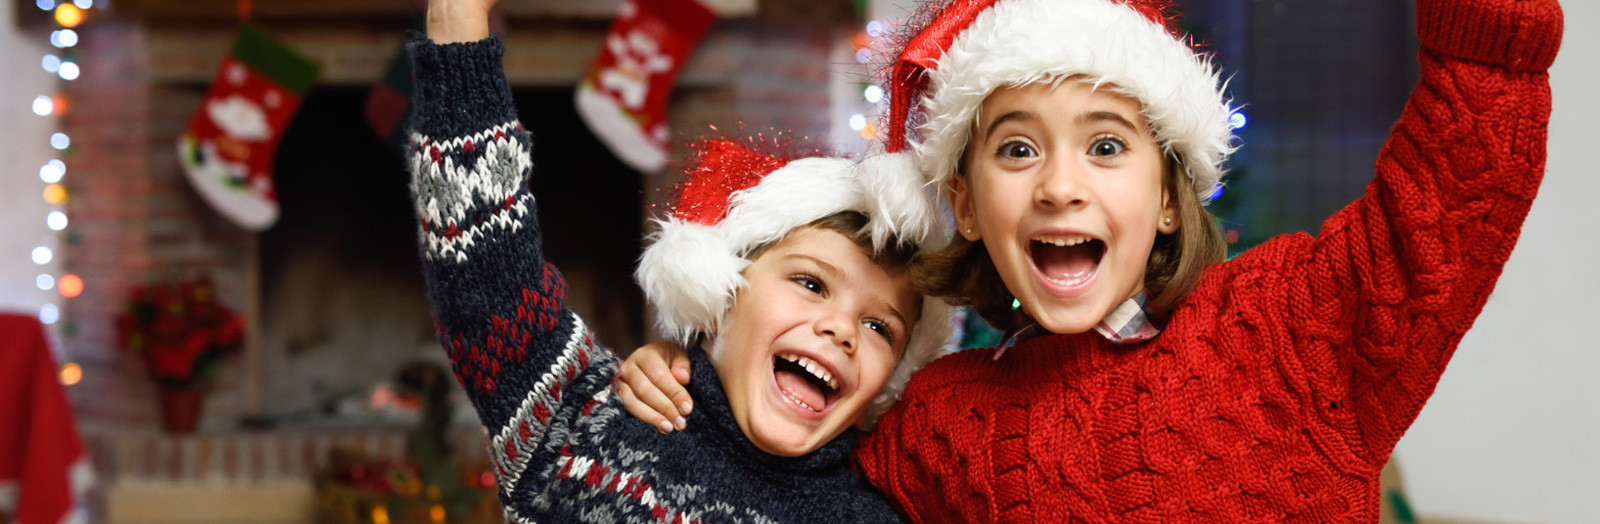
[1163,217,1172,226]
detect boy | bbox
[408,1,950,521]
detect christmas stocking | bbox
[177,24,319,231]
[575,0,716,173]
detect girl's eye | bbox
[997,141,1037,159]
[793,275,824,295]
[864,319,895,343]
[1088,137,1127,157]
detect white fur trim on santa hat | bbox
[914,0,1237,201]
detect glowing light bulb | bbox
[48,211,68,230]
[37,274,55,290]
[40,304,60,325]
[59,274,83,298]
[32,246,53,265]
[33,95,54,116]
[55,3,85,28]
[863,85,883,104]
[59,362,83,386]
[51,132,70,150]
[42,54,61,73]
[59,62,80,80]
[848,114,866,131]
[51,29,79,48]
[41,160,65,183]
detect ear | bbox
[1157,179,1180,235]
[948,176,980,241]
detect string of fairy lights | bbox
[31,0,93,387]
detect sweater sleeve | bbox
[406,35,614,499]
[1280,0,1560,463]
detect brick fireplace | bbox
[55,1,856,520]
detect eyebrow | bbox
[980,110,1034,142]
[1077,111,1143,134]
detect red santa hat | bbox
[882,0,1237,201]
[634,139,952,423]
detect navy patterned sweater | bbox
[406,36,904,524]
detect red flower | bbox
[115,278,245,388]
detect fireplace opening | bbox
[258,86,643,422]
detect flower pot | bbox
[159,387,204,434]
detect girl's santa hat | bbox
[882,0,1238,200]
[635,139,952,424]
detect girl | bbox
[621,0,1563,521]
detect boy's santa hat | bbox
[883,0,1237,200]
[635,139,952,424]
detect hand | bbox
[617,341,694,433]
[427,0,499,44]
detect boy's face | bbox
[951,81,1176,334]
[711,226,919,457]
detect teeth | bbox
[1037,235,1092,247]
[781,353,839,391]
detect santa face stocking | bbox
[177,24,318,231]
[574,0,716,173]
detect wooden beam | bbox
[112,0,756,21]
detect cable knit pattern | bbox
[855,0,1561,521]
[408,36,903,523]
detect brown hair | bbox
[912,156,1225,331]
[745,211,920,272]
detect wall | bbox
[0,4,60,317]
[1392,2,1600,523]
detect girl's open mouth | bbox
[1030,235,1105,288]
[772,353,839,413]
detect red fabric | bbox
[671,139,790,225]
[885,0,1178,153]
[855,0,1562,521]
[0,314,86,524]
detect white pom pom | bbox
[635,219,750,343]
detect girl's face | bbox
[950,81,1176,334]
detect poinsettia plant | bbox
[114,278,245,389]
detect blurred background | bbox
[0,0,1593,522]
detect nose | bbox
[816,308,857,354]
[1034,157,1088,209]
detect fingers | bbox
[619,357,687,432]
[617,381,676,434]
[647,359,693,419]
[668,350,693,415]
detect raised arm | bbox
[408,0,613,498]
[1280,0,1562,462]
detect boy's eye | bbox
[792,275,824,295]
[864,319,895,343]
[1088,137,1127,157]
[996,141,1037,159]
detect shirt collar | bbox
[993,289,1166,360]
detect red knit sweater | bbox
[855,0,1563,521]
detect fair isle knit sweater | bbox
[855,0,1563,521]
[406,37,903,524]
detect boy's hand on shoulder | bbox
[427,0,499,44]
[618,341,694,434]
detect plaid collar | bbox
[993,290,1167,360]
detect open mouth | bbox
[772,353,840,413]
[1030,235,1105,286]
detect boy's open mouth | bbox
[773,353,839,413]
[1030,235,1105,285]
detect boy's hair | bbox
[913,155,1225,331]
[746,211,920,273]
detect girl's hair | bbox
[912,156,1225,332]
